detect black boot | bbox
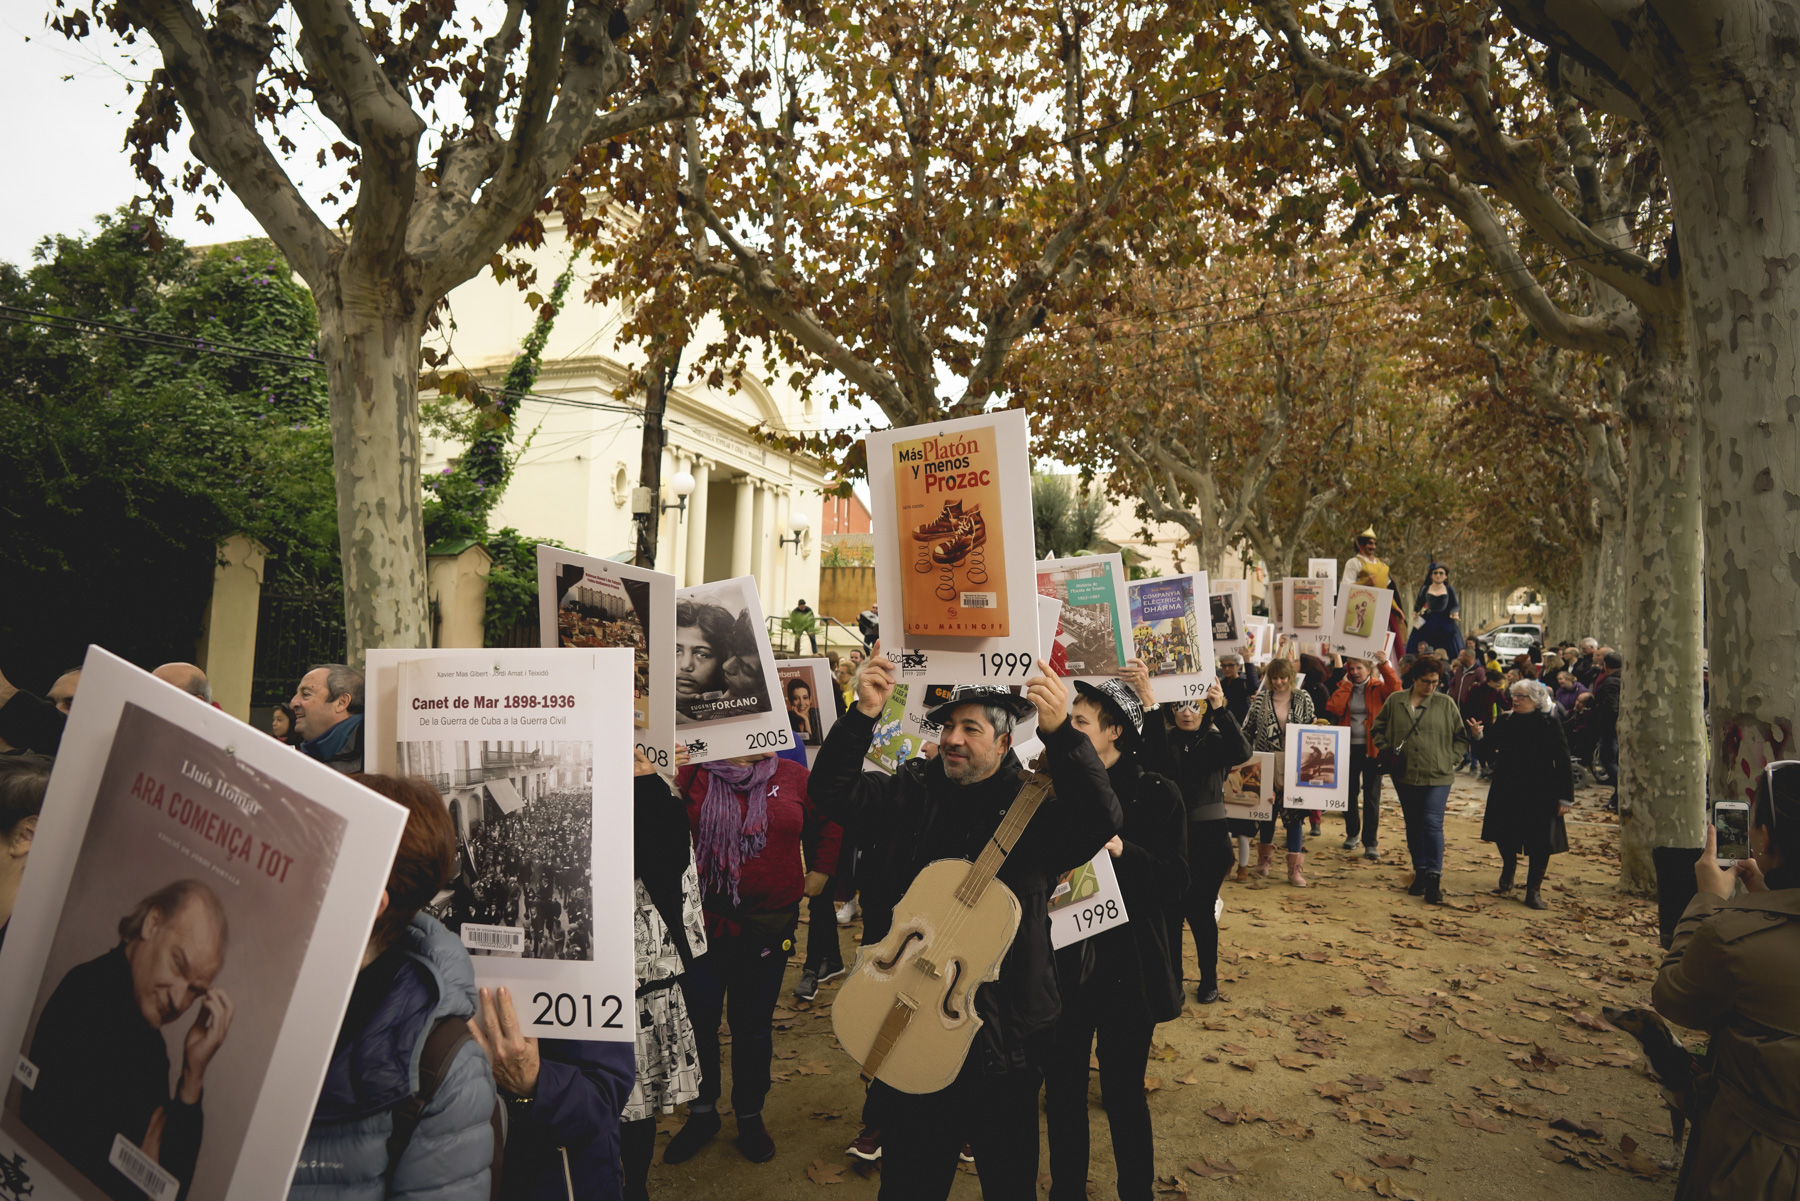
[1195,981,1221,1004]
[1422,872,1445,905]
[1407,873,1426,897]
[1492,865,1516,896]
[1524,887,1548,910]
[664,1109,723,1164]
[736,1113,777,1163]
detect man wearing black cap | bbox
[1044,677,1188,1201]
[809,648,1121,1201]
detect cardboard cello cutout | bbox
[831,757,1057,1094]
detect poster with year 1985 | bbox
[384,648,635,1042]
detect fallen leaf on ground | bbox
[1144,1077,1162,1092]
[1403,1026,1437,1044]
[1447,1054,1471,1065]
[1368,1153,1416,1170]
[796,1060,831,1076]
[810,1110,843,1120]
[1155,1173,1189,1196]
[1334,1168,1377,1192]
[1186,1157,1243,1181]
[1275,1054,1311,1070]
[1175,1071,1199,1085]
[806,1160,844,1185]
[1204,1104,1240,1125]
[1344,1074,1386,1092]
[1525,1074,1571,1095]
[1393,1068,1433,1084]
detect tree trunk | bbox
[1614,361,1707,894]
[1657,103,1800,808]
[636,358,671,569]
[318,286,430,663]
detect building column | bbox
[772,487,791,620]
[730,476,755,579]
[750,481,769,597]
[669,450,692,588]
[685,458,711,586]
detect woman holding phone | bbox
[1653,762,1800,1200]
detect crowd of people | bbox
[0,527,1792,1201]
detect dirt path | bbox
[647,775,1681,1200]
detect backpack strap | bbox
[386,1015,477,1187]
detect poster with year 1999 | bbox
[393,649,634,1042]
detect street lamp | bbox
[661,469,696,519]
[779,509,810,552]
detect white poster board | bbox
[777,658,838,767]
[1284,723,1352,813]
[869,409,1042,688]
[1127,571,1216,703]
[1036,552,1130,684]
[1308,558,1339,595]
[1209,580,1250,651]
[0,648,407,1201]
[1222,750,1276,823]
[1048,849,1131,950]
[1244,619,1274,665]
[1279,577,1335,640]
[536,543,677,770]
[1333,577,1397,662]
[672,576,792,764]
[377,649,635,1042]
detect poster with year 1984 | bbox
[392,649,634,1042]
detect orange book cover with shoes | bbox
[892,423,1011,637]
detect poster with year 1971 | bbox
[0,648,405,1201]
[384,648,636,1042]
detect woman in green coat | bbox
[1371,657,1472,905]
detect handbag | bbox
[1379,700,1426,779]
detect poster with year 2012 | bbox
[868,408,1041,689]
[366,648,636,1042]
[0,648,406,1201]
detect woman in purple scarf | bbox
[662,752,841,1166]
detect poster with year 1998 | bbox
[392,649,634,1042]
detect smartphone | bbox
[1713,800,1752,865]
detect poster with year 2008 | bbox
[868,408,1041,688]
[381,648,636,1042]
[535,543,676,771]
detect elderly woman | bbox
[1372,656,1473,905]
[1244,657,1317,886]
[1653,763,1800,1200]
[1471,679,1573,910]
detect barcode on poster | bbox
[461,924,526,953]
[109,1133,179,1201]
[960,593,997,609]
[13,1053,38,1089]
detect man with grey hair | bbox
[153,662,212,705]
[808,648,1121,1201]
[1573,637,1603,686]
[291,663,365,773]
[22,879,234,1199]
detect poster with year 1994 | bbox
[393,649,634,1042]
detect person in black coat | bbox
[1128,663,1251,1003]
[1472,680,1573,911]
[1045,678,1188,1201]
[809,653,1122,1201]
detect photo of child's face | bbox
[676,625,721,697]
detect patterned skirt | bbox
[623,869,707,1122]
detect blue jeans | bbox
[681,930,791,1116]
[1395,783,1451,875]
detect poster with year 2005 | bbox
[868,408,1041,688]
[373,648,635,1042]
[535,543,676,771]
[0,648,406,1201]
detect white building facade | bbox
[425,232,827,615]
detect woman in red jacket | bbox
[662,753,841,1166]
[1324,650,1400,860]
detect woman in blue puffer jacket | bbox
[290,775,498,1201]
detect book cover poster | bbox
[1036,553,1128,680]
[1209,581,1248,648]
[1332,577,1396,661]
[1128,572,1217,704]
[395,650,635,1040]
[673,577,792,764]
[536,545,676,771]
[891,423,1009,638]
[864,684,924,775]
[0,650,404,1201]
[1289,578,1326,630]
[1222,751,1275,822]
[868,409,1040,687]
[777,659,837,767]
[1048,851,1130,950]
[1284,723,1351,813]
[1309,558,1339,594]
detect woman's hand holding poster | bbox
[0,649,407,1201]
[867,409,1041,687]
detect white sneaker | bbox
[1213,897,1224,922]
[835,898,860,926]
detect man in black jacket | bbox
[1593,651,1623,809]
[1045,677,1188,1201]
[810,651,1121,1201]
